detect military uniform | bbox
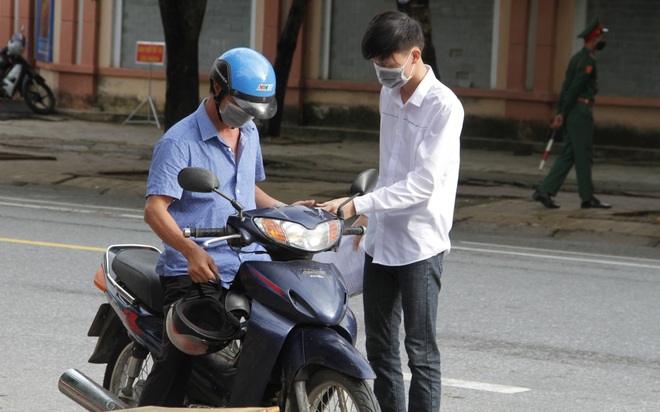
[534,17,611,209]
[539,46,598,201]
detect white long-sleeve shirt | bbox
[353,66,463,266]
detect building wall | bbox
[120,0,165,70]
[325,0,494,88]
[2,0,658,134]
[431,0,494,88]
[588,0,660,98]
[119,0,251,70]
[327,0,400,82]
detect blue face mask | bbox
[373,51,414,89]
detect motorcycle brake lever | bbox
[202,233,242,248]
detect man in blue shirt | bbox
[138,48,312,407]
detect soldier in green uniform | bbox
[533,16,611,209]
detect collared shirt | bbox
[146,99,268,285]
[353,66,463,266]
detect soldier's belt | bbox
[577,98,594,107]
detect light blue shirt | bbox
[146,99,269,286]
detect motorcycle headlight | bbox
[254,218,341,252]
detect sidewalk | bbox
[0,110,658,249]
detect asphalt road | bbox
[0,185,157,411]
[0,184,658,411]
[0,99,34,120]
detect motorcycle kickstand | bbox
[293,380,310,412]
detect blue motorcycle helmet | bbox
[209,47,277,120]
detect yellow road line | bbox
[0,237,105,252]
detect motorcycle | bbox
[0,28,56,114]
[59,167,381,411]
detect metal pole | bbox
[147,63,152,122]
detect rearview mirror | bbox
[177,167,220,193]
[177,167,244,214]
[349,168,378,196]
[337,168,379,219]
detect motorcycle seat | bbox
[112,248,164,313]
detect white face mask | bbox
[373,51,414,89]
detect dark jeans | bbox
[363,253,443,412]
[138,276,221,407]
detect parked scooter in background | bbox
[0,27,55,114]
[59,168,381,411]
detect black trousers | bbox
[138,275,220,407]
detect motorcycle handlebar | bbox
[183,227,236,238]
[343,226,366,236]
[185,225,364,238]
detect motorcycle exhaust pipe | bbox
[58,369,129,411]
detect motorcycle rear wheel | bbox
[22,77,55,114]
[105,341,153,408]
[290,369,381,412]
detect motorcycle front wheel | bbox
[21,77,55,114]
[289,369,381,412]
[104,341,153,408]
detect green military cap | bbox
[578,16,609,40]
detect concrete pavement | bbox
[0,106,658,249]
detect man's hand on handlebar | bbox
[318,197,356,219]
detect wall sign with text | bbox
[135,41,166,65]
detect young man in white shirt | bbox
[320,10,464,412]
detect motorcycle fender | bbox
[87,303,112,337]
[282,327,376,384]
[87,303,128,364]
[20,73,43,91]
